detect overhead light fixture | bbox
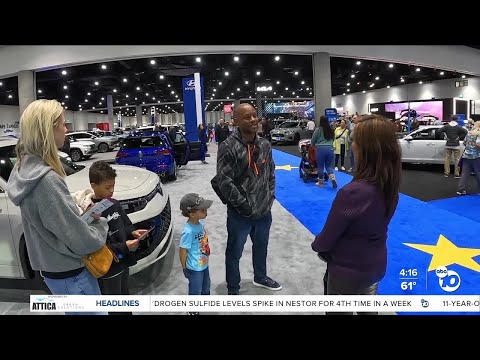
[274,56,280,61]
[389,64,394,68]
[150,60,156,65]
[196,57,201,63]
[356,61,361,65]
[233,56,239,62]
[101,64,107,69]
[61,70,67,75]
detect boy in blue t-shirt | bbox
[179,193,213,304]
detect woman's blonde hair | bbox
[470,121,480,136]
[16,99,66,177]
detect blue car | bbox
[115,130,204,181]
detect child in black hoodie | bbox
[84,161,149,314]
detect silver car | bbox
[399,125,464,164]
[270,120,310,144]
[67,131,118,153]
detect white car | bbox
[0,137,173,289]
[67,131,118,153]
[399,125,464,164]
[69,138,97,162]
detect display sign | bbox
[325,108,338,123]
[223,104,232,113]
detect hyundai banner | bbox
[183,76,205,141]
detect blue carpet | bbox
[273,149,480,314]
[428,196,480,223]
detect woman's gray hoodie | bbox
[7,154,108,273]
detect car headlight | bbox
[119,181,163,214]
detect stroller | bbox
[298,139,329,183]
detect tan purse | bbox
[82,244,119,278]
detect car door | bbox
[401,128,437,163]
[187,138,203,161]
[171,132,191,165]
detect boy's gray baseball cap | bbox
[180,193,213,213]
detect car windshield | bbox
[122,137,165,149]
[279,122,299,128]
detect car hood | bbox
[71,140,95,147]
[271,128,295,134]
[65,165,158,200]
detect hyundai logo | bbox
[186,80,195,87]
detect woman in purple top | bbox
[311,115,401,314]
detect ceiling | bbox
[0,54,474,116]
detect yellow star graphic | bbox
[275,165,299,171]
[404,234,480,272]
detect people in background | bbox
[198,123,208,164]
[311,115,337,188]
[457,121,480,195]
[214,103,280,295]
[215,118,230,145]
[438,115,468,178]
[333,119,349,171]
[312,114,401,315]
[306,118,316,138]
[179,193,213,314]
[7,99,109,315]
[168,126,177,143]
[60,135,71,155]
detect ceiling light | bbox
[126,95,129,98]
[150,60,156,65]
[94,81,99,86]
[362,90,366,93]
[301,81,305,85]
[168,84,171,87]
[462,75,466,78]
[61,70,67,75]
[116,100,119,103]
[79,108,82,111]
[63,85,68,90]
[347,89,350,92]
[370,84,374,88]
[101,64,107,69]
[113,89,117,93]
[351,74,355,78]
[256,71,261,76]
[237,88,240,91]
[356,61,361,65]
[92,107,95,110]
[234,56,239,62]
[347,83,350,86]
[401,78,405,82]
[123,78,128,82]
[146,93,149,96]
[440,71,444,75]
[416,68,421,72]
[85,99,88,102]
[196,57,201,63]
[38,89,42,93]
[245,81,249,84]
[419,81,423,84]
[389,64,394,68]
[285,87,289,90]
[343,93,346,95]
[387,85,390,88]
[375,76,380,81]
[213,88,216,92]
[0,82,2,86]
[274,56,280,61]
[171,91,174,94]
[87,92,91,96]
[65,95,69,98]
[294,71,299,75]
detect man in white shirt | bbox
[307,119,315,138]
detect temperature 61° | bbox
[401,281,416,290]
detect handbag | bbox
[82,244,119,278]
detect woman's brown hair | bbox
[353,114,401,217]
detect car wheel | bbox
[98,143,109,153]
[70,149,83,162]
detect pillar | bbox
[18,70,35,116]
[313,52,332,125]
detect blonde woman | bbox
[7,100,108,314]
[333,120,349,170]
[457,121,480,195]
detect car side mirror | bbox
[404,135,413,141]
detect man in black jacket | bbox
[214,103,281,295]
[438,116,468,178]
[214,118,230,145]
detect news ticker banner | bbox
[30,295,480,313]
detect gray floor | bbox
[0,144,393,315]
